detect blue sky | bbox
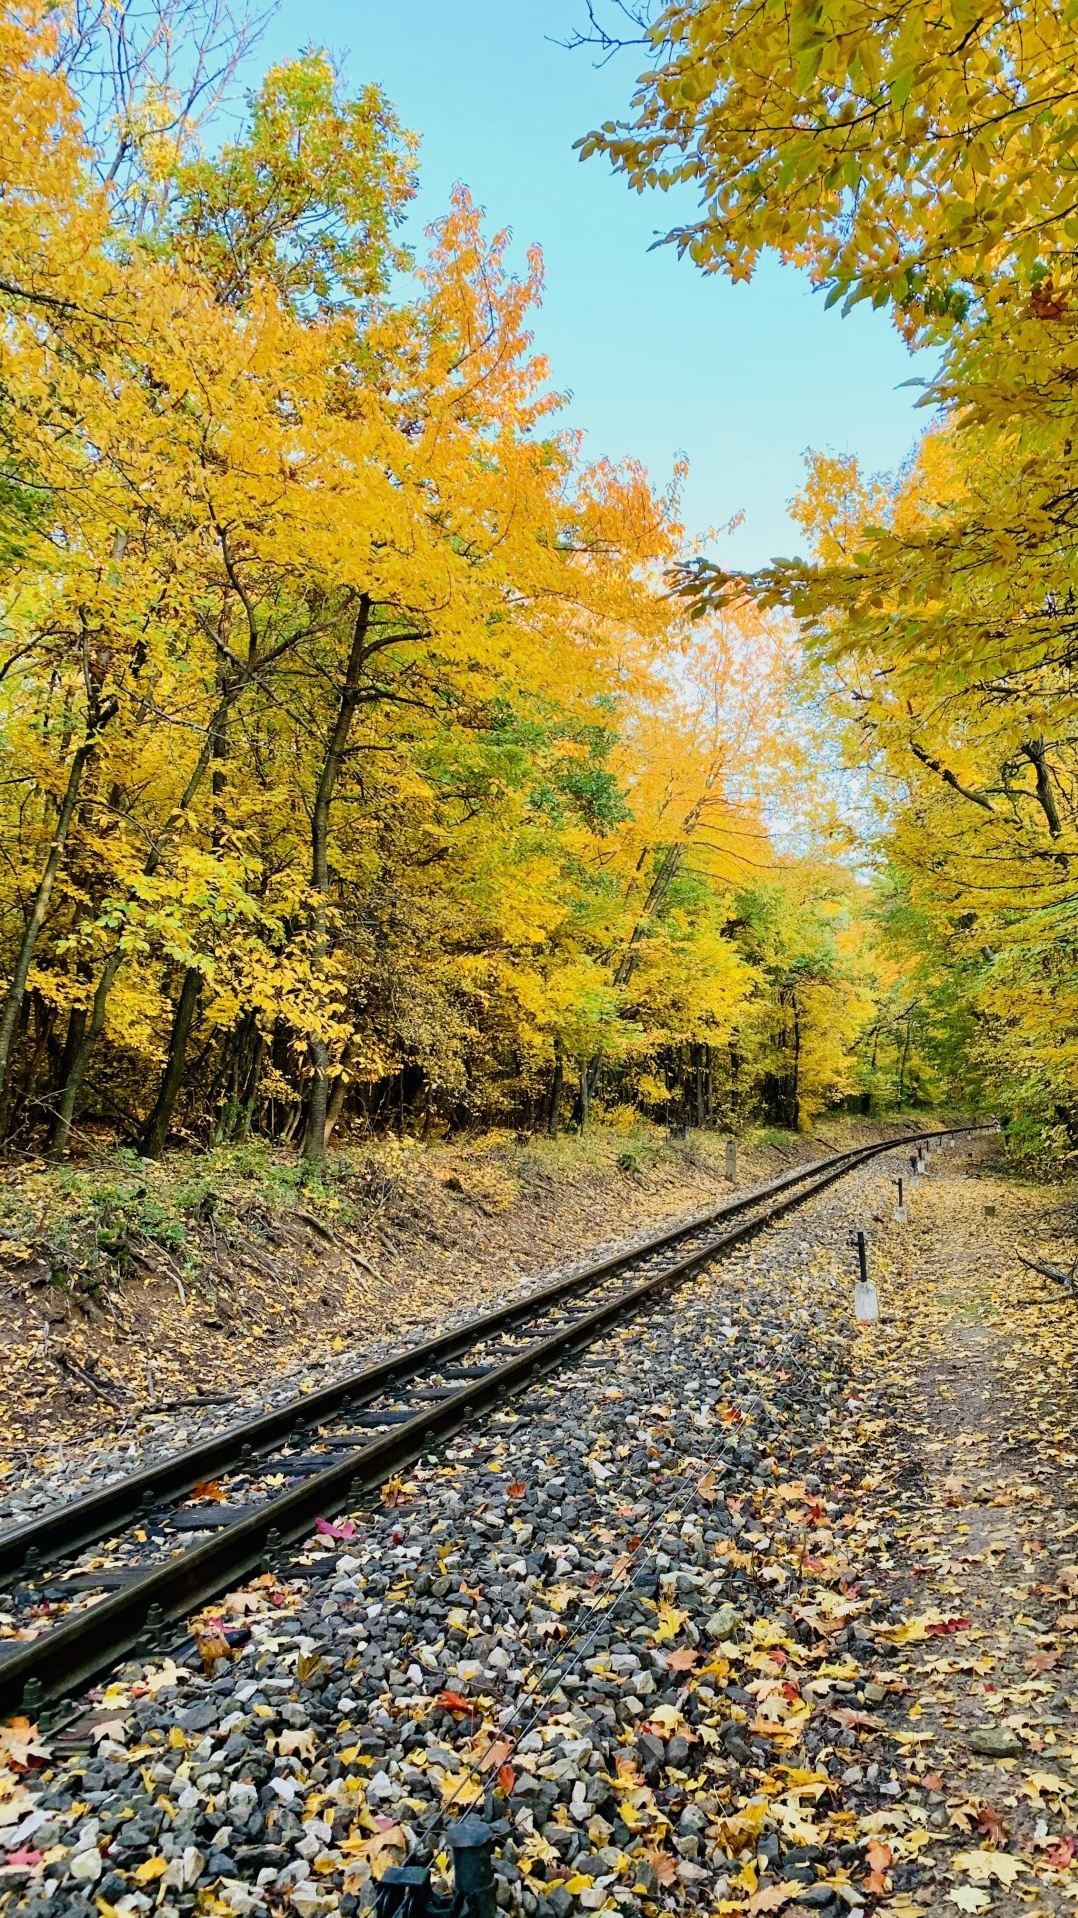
[250,0,932,570]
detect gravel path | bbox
[9,1135,1072,1918]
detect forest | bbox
[1,0,1069,1176]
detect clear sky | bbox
[249,0,932,570]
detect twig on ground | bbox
[52,1348,127,1410]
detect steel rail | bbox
[0,1129,927,1584]
[0,1123,985,1715]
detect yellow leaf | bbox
[133,1857,169,1884]
[953,1850,1026,1887]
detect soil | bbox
[824,1137,1078,1913]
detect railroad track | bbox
[0,1124,985,1717]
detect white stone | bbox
[68,1849,103,1882]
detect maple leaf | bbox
[948,1890,991,1913]
[1025,1648,1060,1672]
[953,1849,1026,1888]
[747,1883,804,1914]
[653,1600,689,1644]
[975,1806,1008,1845]
[195,1629,231,1670]
[666,1647,700,1673]
[644,1844,678,1888]
[192,1479,227,1502]
[0,1721,49,1771]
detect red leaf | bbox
[507,1482,526,1499]
[497,1764,515,1793]
[439,1689,471,1713]
[314,1516,356,1541]
[976,1806,1008,1846]
[5,1850,42,1867]
[925,1616,971,1636]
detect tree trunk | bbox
[45,695,230,1160]
[323,1037,357,1147]
[0,735,98,1112]
[547,1046,564,1136]
[303,596,371,1165]
[139,967,201,1157]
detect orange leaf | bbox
[507,1481,526,1499]
[439,1689,471,1713]
[666,1647,700,1673]
[192,1480,227,1502]
[497,1764,515,1793]
[478,1739,512,1773]
[644,1846,678,1888]
[976,1806,1008,1846]
[195,1630,231,1670]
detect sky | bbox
[247,0,933,571]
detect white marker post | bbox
[893,1176,907,1224]
[854,1229,880,1323]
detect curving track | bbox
[0,1125,983,1718]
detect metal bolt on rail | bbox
[375,1816,496,1918]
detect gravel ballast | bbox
[10,1135,1068,1918]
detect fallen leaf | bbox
[666,1647,700,1673]
[954,1849,1026,1887]
[948,1889,991,1912]
[643,1845,678,1889]
[747,1882,804,1914]
[0,1720,49,1770]
[133,1857,169,1883]
[195,1630,230,1670]
[975,1806,1008,1846]
[314,1516,356,1542]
